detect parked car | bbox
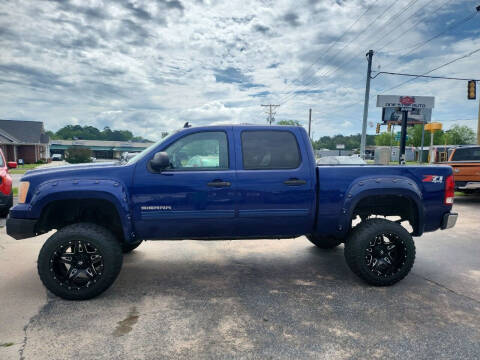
[51,154,62,161]
[0,149,16,216]
[317,155,367,165]
[7,125,457,300]
[443,145,480,193]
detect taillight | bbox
[444,174,454,205]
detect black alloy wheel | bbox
[49,240,104,290]
[344,219,415,286]
[364,233,406,277]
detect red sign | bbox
[400,96,415,105]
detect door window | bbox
[164,131,229,170]
[241,130,301,170]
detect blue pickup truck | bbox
[7,125,457,300]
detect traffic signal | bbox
[376,123,381,134]
[468,80,476,99]
[387,123,391,132]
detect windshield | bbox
[125,132,176,165]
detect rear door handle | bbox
[283,178,307,186]
[207,180,231,187]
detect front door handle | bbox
[207,180,231,188]
[284,178,307,186]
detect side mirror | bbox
[149,152,170,171]
[7,161,17,169]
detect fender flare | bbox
[339,175,425,236]
[29,178,135,242]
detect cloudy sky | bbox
[0,0,479,140]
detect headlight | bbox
[18,181,30,203]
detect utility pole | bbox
[360,50,374,159]
[398,110,408,164]
[308,108,312,139]
[477,94,480,144]
[261,104,280,125]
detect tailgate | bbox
[447,162,480,182]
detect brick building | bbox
[0,119,50,163]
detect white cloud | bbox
[0,0,478,139]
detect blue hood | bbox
[21,161,130,184]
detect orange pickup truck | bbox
[444,146,480,193]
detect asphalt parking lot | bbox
[0,196,479,360]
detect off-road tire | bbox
[307,234,342,249]
[344,218,415,286]
[122,241,143,253]
[37,223,123,300]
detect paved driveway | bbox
[0,196,479,359]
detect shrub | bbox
[65,146,92,164]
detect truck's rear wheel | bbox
[307,234,342,249]
[122,240,143,253]
[37,223,123,300]
[344,219,415,286]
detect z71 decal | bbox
[422,175,443,183]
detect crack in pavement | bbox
[414,273,480,305]
[18,292,53,360]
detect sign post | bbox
[377,95,435,165]
[336,144,345,156]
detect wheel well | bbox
[36,199,125,242]
[352,195,419,234]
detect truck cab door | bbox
[132,128,236,239]
[233,127,316,237]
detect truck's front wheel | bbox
[344,219,415,286]
[37,223,123,300]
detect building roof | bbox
[0,119,49,144]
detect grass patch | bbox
[0,342,15,347]
[9,163,43,174]
[12,187,18,196]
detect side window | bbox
[164,131,229,170]
[241,130,301,170]
[451,147,480,161]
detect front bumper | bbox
[6,215,37,240]
[441,212,458,230]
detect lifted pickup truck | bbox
[7,125,457,300]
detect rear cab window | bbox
[241,130,301,170]
[451,147,480,161]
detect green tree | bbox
[65,146,92,164]
[48,125,150,142]
[277,120,302,126]
[444,125,475,145]
[375,132,398,146]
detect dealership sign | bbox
[376,95,435,109]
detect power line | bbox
[272,0,379,98]
[278,0,423,105]
[282,7,480,109]
[276,0,399,105]
[313,46,480,122]
[379,47,480,93]
[380,9,479,69]
[376,0,450,52]
[371,71,480,82]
